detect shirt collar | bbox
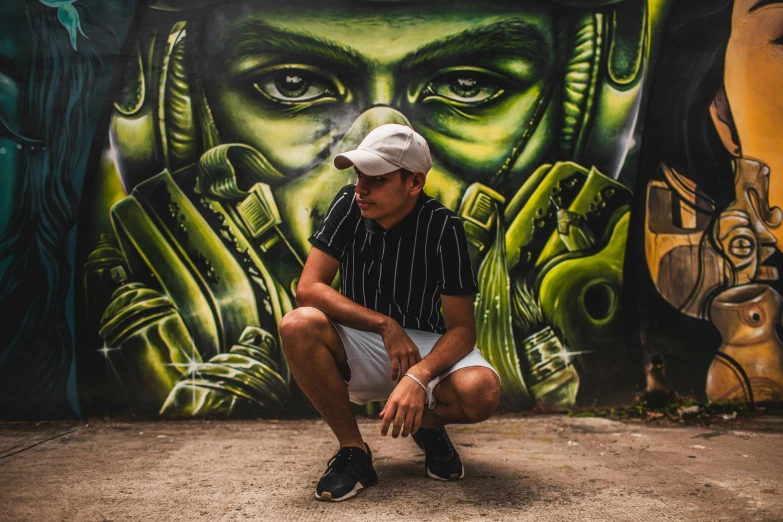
[365,192,428,237]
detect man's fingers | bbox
[392,407,406,438]
[409,343,421,364]
[412,407,423,435]
[399,356,411,381]
[391,357,400,381]
[381,403,396,436]
[408,354,419,375]
[401,407,415,438]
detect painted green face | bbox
[199,1,561,257]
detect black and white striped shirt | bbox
[308,185,478,334]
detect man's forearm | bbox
[411,325,475,383]
[296,281,390,334]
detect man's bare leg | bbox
[412,367,500,480]
[419,367,500,431]
[279,307,366,452]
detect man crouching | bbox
[279,124,501,502]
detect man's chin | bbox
[359,207,377,219]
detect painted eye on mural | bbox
[251,65,344,104]
[420,67,505,105]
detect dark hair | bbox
[637,0,736,209]
[622,0,736,399]
[399,168,414,182]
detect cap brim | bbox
[333,149,401,176]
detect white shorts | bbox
[313,309,499,409]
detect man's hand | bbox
[380,318,422,381]
[379,374,427,438]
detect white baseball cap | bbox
[333,124,432,176]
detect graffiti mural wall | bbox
[629,0,783,405]
[1,0,781,419]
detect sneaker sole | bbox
[425,464,465,481]
[314,477,378,502]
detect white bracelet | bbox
[404,373,427,394]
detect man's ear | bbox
[710,86,741,157]
[411,171,426,193]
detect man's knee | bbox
[279,307,329,352]
[457,369,501,423]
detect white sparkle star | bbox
[554,346,594,365]
[0,147,5,155]
[98,345,117,358]
[16,144,22,150]
[165,347,203,413]
[165,356,202,376]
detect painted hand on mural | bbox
[465,162,633,409]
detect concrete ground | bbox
[1,413,782,521]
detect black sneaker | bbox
[412,427,465,481]
[315,444,378,502]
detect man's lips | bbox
[358,201,373,209]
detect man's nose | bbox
[355,177,370,195]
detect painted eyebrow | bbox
[750,0,783,12]
[215,19,367,71]
[397,20,551,72]
[215,18,550,76]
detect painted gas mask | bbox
[84,0,666,414]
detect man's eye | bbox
[253,68,335,102]
[423,70,504,104]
